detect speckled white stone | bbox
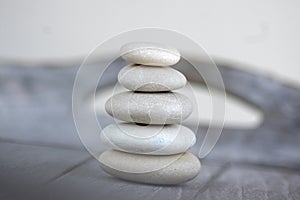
[99,150,201,185]
[120,42,180,66]
[105,92,193,124]
[100,123,196,155]
[118,64,187,92]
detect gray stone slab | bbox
[0,65,82,149]
[0,60,123,149]
[1,61,300,169]
[0,142,91,199]
[45,158,223,200]
[204,127,300,169]
[201,63,300,169]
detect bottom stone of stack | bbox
[99,150,201,185]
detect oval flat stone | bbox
[105,92,193,124]
[100,123,196,155]
[120,42,180,66]
[99,150,201,185]
[118,64,187,92]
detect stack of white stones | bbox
[99,42,200,185]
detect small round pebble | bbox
[99,150,201,185]
[118,64,187,92]
[105,92,193,124]
[100,123,196,155]
[120,42,180,66]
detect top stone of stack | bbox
[119,42,185,92]
[120,42,181,66]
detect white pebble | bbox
[105,92,193,124]
[120,42,180,66]
[100,123,196,155]
[118,64,186,92]
[99,150,201,185]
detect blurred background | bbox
[1,0,300,87]
[1,1,300,199]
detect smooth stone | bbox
[100,123,196,155]
[105,92,193,124]
[120,42,180,66]
[99,150,201,185]
[118,64,187,92]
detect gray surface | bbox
[46,159,223,200]
[0,142,91,199]
[201,164,300,200]
[0,60,300,199]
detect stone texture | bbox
[99,150,201,185]
[100,123,196,155]
[120,42,180,66]
[118,64,186,92]
[105,91,193,124]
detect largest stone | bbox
[99,150,201,185]
[105,92,193,124]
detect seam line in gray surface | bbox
[45,157,93,184]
